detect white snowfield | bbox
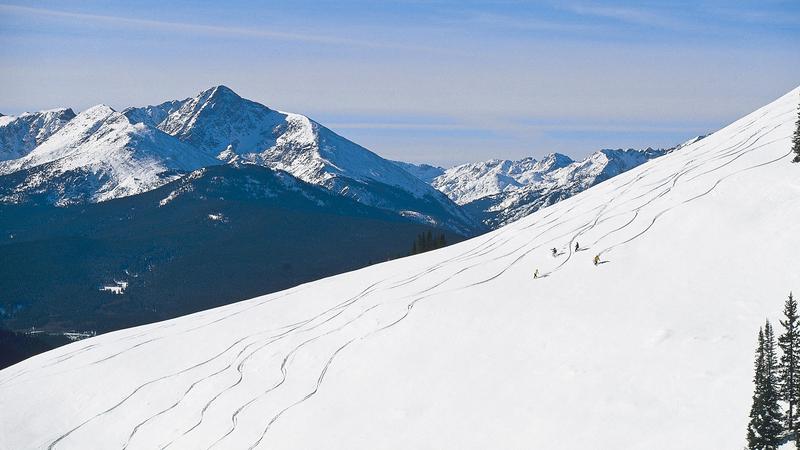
[1,86,799,450]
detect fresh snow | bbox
[1,87,799,450]
[0,108,75,161]
[446,147,676,228]
[432,153,575,205]
[126,86,446,200]
[123,86,475,232]
[391,160,446,184]
[0,86,473,233]
[0,105,219,203]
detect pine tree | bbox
[793,98,800,163]
[747,328,764,450]
[747,327,766,449]
[748,321,786,449]
[763,320,785,448]
[779,292,800,436]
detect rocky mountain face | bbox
[431,153,575,205]
[0,105,218,205]
[391,161,446,184]
[0,108,76,161]
[455,145,697,228]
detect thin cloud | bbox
[568,4,656,25]
[565,3,697,31]
[0,3,423,50]
[325,122,474,131]
[450,11,605,34]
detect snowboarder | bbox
[593,255,600,266]
[533,269,539,279]
[575,242,580,252]
[551,247,558,257]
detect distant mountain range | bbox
[0,86,476,234]
[399,137,702,228]
[0,108,75,161]
[0,85,689,232]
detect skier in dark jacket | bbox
[575,242,580,252]
[551,247,558,257]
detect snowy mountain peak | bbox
[0,107,76,161]
[203,84,241,101]
[459,146,674,228]
[539,152,574,169]
[0,87,476,232]
[431,153,575,205]
[391,161,446,183]
[0,104,219,204]
[124,87,478,232]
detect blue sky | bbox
[1,1,798,166]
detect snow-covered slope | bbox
[459,147,674,228]
[391,160,445,184]
[125,86,477,233]
[0,106,218,205]
[0,108,76,161]
[2,87,798,450]
[432,153,574,205]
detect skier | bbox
[551,247,558,257]
[533,269,539,279]
[575,242,580,252]
[593,254,600,266]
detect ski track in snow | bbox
[0,93,797,450]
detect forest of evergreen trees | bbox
[409,230,447,255]
[747,293,800,449]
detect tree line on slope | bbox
[747,292,800,449]
[793,97,800,163]
[409,230,448,255]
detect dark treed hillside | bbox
[0,164,464,360]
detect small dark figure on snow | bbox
[575,242,580,252]
[533,269,539,279]
[551,248,558,257]
[593,255,600,266]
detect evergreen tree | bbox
[747,327,766,449]
[748,321,785,449]
[417,233,426,252]
[763,320,785,448]
[793,98,800,163]
[779,292,800,435]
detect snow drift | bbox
[0,86,799,449]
